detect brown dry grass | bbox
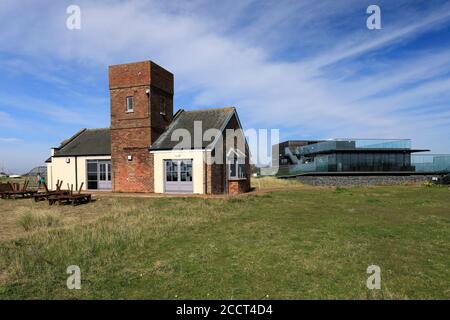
[251,176,306,189]
[0,197,112,241]
[0,177,327,242]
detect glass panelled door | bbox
[87,160,112,190]
[164,159,193,193]
[98,160,112,189]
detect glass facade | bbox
[412,155,450,172]
[271,138,450,176]
[299,139,411,156]
[329,152,412,172]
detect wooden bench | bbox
[1,180,36,199]
[33,180,69,202]
[48,183,91,206]
[0,182,12,198]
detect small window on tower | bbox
[126,96,134,112]
[160,96,166,115]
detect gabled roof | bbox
[24,166,47,177]
[53,128,111,157]
[226,148,246,158]
[150,107,236,151]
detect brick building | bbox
[46,60,251,194]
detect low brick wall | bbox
[296,175,436,187]
[228,179,250,194]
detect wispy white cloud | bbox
[0,0,450,172]
[0,137,23,143]
[304,3,450,71]
[0,111,14,123]
[0,92,106,127]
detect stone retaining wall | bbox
[296,175,436,187]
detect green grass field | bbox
[0,180,449,299]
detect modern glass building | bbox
[270,139,450,176]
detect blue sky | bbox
[1,0,450,173]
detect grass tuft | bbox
[335,186,349,193]
[17,212,62,231]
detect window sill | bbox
[126,110,134,113]
[229,177,247,181]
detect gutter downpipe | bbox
[225,161,229,195]
[204,151,207,194]
[75,156,78,191]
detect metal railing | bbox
[298,139,412,155]
[411,154,450,172]
[261,153,450,176]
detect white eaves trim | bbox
[150,149,207,154]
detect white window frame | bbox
[228,156,246,179]
[126,96,134,113]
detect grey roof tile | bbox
[53,128,111,157]
[150,107,235,150]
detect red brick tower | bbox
[109,61,174,192]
